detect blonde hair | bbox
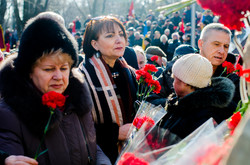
[32,48,74,70]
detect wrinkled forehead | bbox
[205,30,231,43]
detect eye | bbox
[119,33,124,37]
[60,67,69,71]
[44,68,54,72]
[224,45,229,49]
[106,34,113,38]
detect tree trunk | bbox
[0,0,7,26]
[102,0,106,14]
[12,0,23,38]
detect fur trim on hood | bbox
[172,77,235,113]
[0,56,93,136]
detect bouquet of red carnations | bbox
[116,122,181,165]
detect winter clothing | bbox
[14,17,78,78]
[79,56,137,164]
[145,46,167,58]
[146,45,197,106]
[0,57,106,165]
[161,77,235,139]
[172,54,213,88]
[213,56,240,107]
[167,39,181,61]
[123,46,139,70]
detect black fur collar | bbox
[0,56,93,136]
[173,77,235,112]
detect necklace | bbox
[112,72,119,78]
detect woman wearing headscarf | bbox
[0,12,110,165]
[79,16,137,164]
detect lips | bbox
[214,56,223,60]
[50,84,63,89]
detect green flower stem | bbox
[34,109,54,160]
[220,67,227,76]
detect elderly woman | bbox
[0,13,110,165]
[79,16,137,163]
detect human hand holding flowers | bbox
[34,91,66,160]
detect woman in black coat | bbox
[0,12,110,165]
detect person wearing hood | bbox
[160,54,235,139]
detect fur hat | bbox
[145,46,166,57]
[14,16,78,77]
[172,54,213,88]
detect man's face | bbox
[198,30,230,68]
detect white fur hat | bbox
[172,54,213,88]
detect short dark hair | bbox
[82,16,127,59]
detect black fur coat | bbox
[161,77,236,139]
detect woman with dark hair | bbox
[80,16,137,163]
[0,12,110,165]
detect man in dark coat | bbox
[198,23,240,107]
[160,54,235,139]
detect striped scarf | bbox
[80,55,137,126]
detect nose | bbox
[53,69,63,80]
[115,35,123,43]
[218,46,226,54]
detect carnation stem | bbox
[34,110,54,160]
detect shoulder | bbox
[0,100,22,135]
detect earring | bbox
[95,51,101,58]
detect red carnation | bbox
[143,64,158,73]
[135,70,153,83]
[42,91,66,109]
[235,64,243,76]
[133,116,155,130]
[222,61,235,74]
[118,152,149,165]
[151,55,158,62]
[148,80,161,94]
[228,111,242,134]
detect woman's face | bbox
[30,53,71,94]
[91,23,126,62]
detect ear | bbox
[198,39,203,50]
[91,40,98,51]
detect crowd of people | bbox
[0,6,241,165]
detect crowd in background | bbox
[2,6,220,65]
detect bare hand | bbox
[5,155,38,165]
[118,123,132,141]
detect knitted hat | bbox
[145,46,167,57]
[14,16,78,77]
[172,54,213,88]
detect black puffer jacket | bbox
[160,77,235,139]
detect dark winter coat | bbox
[160,77,235,139]
[167,39,181,61]
[0,57,103,165]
